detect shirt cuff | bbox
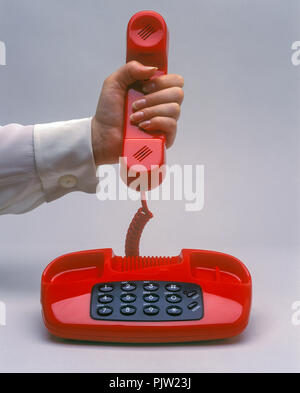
[34,118,98,202]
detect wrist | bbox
[92,116,113,166]
[91,116,122,166]
[91,117,102,166]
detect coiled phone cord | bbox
[125,192,153,257]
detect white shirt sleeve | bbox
[0,118,98,215]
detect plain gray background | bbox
[0,0,299,372]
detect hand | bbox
[92,61,184,165]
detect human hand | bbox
[92,61,184,165]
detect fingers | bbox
[138,117,177,148]
[131,74,184,149]
[130,103,181,123]
[142,74,184,94]
[106,61,158,91]
[130,103,180,148]
[132,87,184,111]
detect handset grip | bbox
[121,11,169,191]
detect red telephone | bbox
[41,11,252,343]
[120,10,168,191]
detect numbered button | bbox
[166,294,182,304]
[99,284,114,292]
[166,306,183,316]
[97,306,113,316]
[143,293,159,303]
[98,294,113,304]
[165,283,181,292]
[143,305,160,316]
[120,305,136,316]
[121,282,136,292]
[121,293,136,303]
[143,282,159,291]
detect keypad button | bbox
[165,283,181,292]
[143,282,159,291]
[188,302,199,310]
[143,293,159,303]
[121,293,136,303]
[143,305,160,316]
[97,306,113,316]
[166,306,183,316]
[186,290,198,298]
[99,284,114,292]
[98,294,113,304]
[166,294,182,304]
[120,305,136,316]
[121,282,137,292]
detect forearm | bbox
[0,119,98,215]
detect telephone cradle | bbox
[41,248,252,343]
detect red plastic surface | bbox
[41,249,252,343]
[121,11,169,191]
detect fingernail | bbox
[139,120,151,130]
[144,66,158,71]
[133,99,146,111]
[130,111,144,122]
[143,82,155,93]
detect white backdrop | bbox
[0,0,299,372]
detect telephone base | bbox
[41,248,252,343]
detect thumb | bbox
[110,61,158,90]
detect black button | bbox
[121,293,136,303]
[188,301,199,310]
[143,305,160,316]
[186,290,197,298]
[165,283,181,292]
[121,282,136,291]
[143,293,159,303]
[99,284,114,292]
[166,294,182,304]
[120,305,136,316]
[166,306,183,316]
[98,294,113,304]
[97,306,113,316]
[143,282,159,291]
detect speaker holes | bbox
[133,145,153,162]
[138,24,156,40]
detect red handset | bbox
[120,11,169,191]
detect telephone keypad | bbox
[91,281,204,322]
